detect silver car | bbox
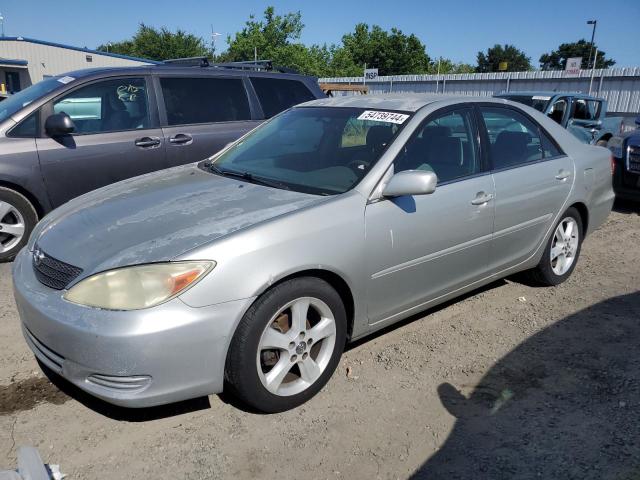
[12,95,614,413]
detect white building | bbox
[0,36,157,98]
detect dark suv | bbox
[0,62,324,260]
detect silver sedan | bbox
[13,95,614,412]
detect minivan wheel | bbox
[225,277,346,413]
[0,188,37,262]
[526,207,583,286]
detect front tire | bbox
[0,188,37,262]
[225,277,347,413]
[526,207,583,286]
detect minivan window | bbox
[250,77,316,118]
[480,107,543,170]
[7,112,38,138]
[53,77,149,134]
[0,77,63,124]
[160,77,251,125]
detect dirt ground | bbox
[1,203,639,479]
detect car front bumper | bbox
[12,248,255,408]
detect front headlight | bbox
[63,261,215,311]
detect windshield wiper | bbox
[206,162,290,191]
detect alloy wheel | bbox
[256,296,337,396]
[0,201,26,254]
[550,217,579,276]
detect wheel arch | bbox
[255,268,356,342]
[0,180,45,219]
[569,201,589,236]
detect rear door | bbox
[36,76,166,208]
[157,75,261,167]
[478,105,573,273]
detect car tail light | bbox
[610,155,616,175]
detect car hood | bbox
[33,163,325,275]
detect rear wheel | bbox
[225,277,346,413]
[526,207,583,286]
[0,188,37,262]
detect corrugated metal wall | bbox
[0,39,153,87]
[320,68,640,113]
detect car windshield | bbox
[0,77,65,123]
[210,107,411,195]
[500,95,551,113]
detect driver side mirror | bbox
[382,170,438,197]
[45,113,75,136]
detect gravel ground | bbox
[1,204,639,479]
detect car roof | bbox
[496,91,605,101]
[53,65,317,82]
[298,94,512,113]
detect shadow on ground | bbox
[412,292,640,479]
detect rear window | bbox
[160,77,251,125]
[250,77,316,118]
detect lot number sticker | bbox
[57,76,75,84]
[357,110,409,124]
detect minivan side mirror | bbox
[382,170,438,197]
[45,113,75,136]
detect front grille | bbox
[32,246,83,290]
[628,146,640,173]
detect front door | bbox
[365,107,495,324]
[478,105,573,273]
[36,76,167,208]
[157,76,261,167]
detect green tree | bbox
[539,39,615,70]
[341,23,431,76]
[97,24,208,61]
[220,6,360,77]
[476,44,532,73]
[429,57,475,74]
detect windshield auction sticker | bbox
[57,76,75,84]
[357,110,410,124]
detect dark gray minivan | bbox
[0,64,324,260]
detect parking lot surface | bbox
[1,206,639,479]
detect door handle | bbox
[555,170,571,181]
[134,137,161,148]
[471,192,494,205]
[169,133,193,145]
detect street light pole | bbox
[586,20,597,70]
[0,13,5,37]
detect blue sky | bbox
[1,0,639,67]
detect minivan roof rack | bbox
[161,57,299,74]
[162,56,211,67]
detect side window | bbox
[395,108,479,183]
[160,77,250,125]
[250,77,316,118]
[53,77,149,134]
[572,99,599,121]
[548,98,567,124]
[8,112,38,138]
[480,107,543,170]
[541,131,563,158]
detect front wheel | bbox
[526,207,583,286]
[225,277,347,413]
[0,188,38,262]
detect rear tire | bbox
[225,277,346,413]
[0,188,37,262]
[526,207,583,286]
